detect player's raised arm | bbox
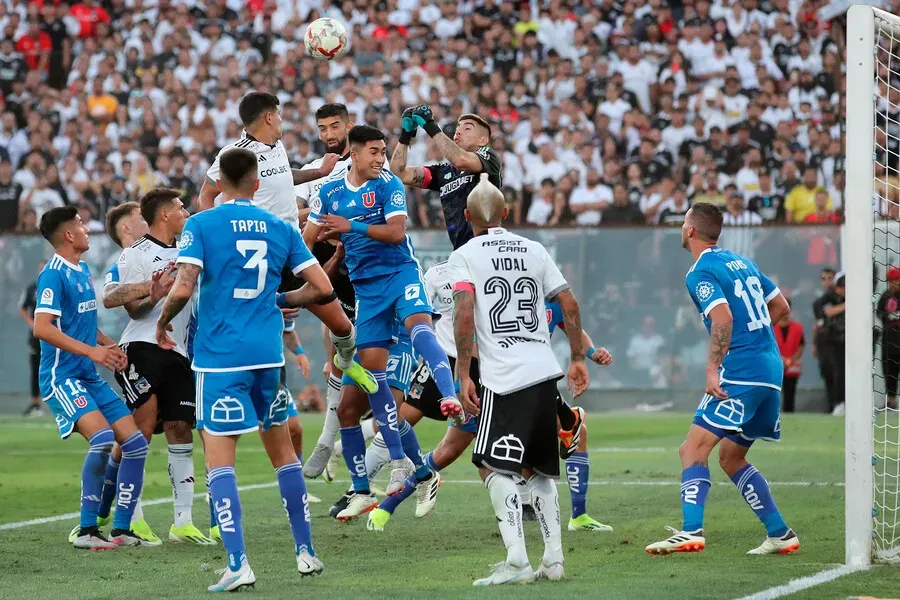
[409,105,486,173]
[157,215,204,349]
[197,176,219,212]
[292,153,339,185]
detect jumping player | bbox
[645,203,800,556]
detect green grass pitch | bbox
[1,412,899,599]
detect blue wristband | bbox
[276,292,288,308]
[294,346,305,356]
[587,347,597,359]
[349,221,369,236]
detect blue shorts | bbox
[279,366,299,418]
[354,268,432,350]
[342,333,415,395]
[450,412,479,434]
[43,373,131,439]
[195,368,286,436]
[693,382,782,445]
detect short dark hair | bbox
[348,125,385,148]
[140,188,181,226]
[39,205,78,244]
[458,113,492,139]
[689,202,724,242]
[218,147,258,188]
[238,91,280,126]
[105,201,140,247]
[315,103,349,122]
[821,266,836,276]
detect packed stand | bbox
[0,0,858,235]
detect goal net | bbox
[847,4,900,566]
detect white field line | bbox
[731,565,867,600]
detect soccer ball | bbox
[305,18,348,61]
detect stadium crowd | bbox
[0,0,855,235]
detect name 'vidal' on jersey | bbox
[685,246,783,389]
[308,168,419,282]
[447,227,568,395]
[117,235,192,357]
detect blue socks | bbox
[207,468,217,529]
[81,428,115,528]
[379,475,416,514]
[399,420,429,479]
[425,451,442,473]
[409,323,456,399]
[113,430,148,530]
[340,425,370,492]
[276,462,315,557]
[97,455,119,520]
[209,466,245,570]
[566,452,590,519]
[731,464,788,537]
[297,452,304,465]
[367,371,404,461]
[681,464,711,532]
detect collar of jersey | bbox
[242,130,276,149]
[688,246,719,272]
[143,233,176,249]
[477,227,507,236]
[224,199,253,206]
[53,253,81,271]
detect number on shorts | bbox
[234,240,268,299]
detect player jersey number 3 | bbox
[734,276,770,331]
[485,275,540,334]
[235,240,268,300]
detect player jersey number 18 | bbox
[734,276,771,331]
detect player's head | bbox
[348,125,386,180]
[316,103,353,154]
[105,201,148,248]
[465,173,507,233]
[681,202,723,252]
[141,188,189,236]
[217,147,260,199]
[454,114,491,152]
[239,91,282,141]
[820,266,836,290]
[39,205,90,252]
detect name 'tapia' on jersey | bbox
[35,255,100,387]
[308,168,419,282]
[424,260,456,358]
[207,132,298,227]
[685,246,783,389]
[177,199,318,372]
[116,235,192,357]
[448,227,567,395]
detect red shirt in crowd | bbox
[15,32,51,71]
[70,3,111,39]
[802,211,841,224]
[774,320,805,378]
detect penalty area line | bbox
[732,564,868,600]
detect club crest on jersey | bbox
[74,395,87,408]
[362,192,376,208]
[389,190,404,208]
[310,197,322,212]
[40,288,53,305]
[76,283,83,293]
[332,201,339,211]
[695,281,715,302]
[178,230,194,250]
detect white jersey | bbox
[447,227,567,395]
[296,153,351,208]
[117,235,192,357]
[424,260,456,358]
[207,131,298,227]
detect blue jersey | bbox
[177,199,318,372]
[35,254,100,389]
[685,247,782,388]
[546,300,564,337]
[104,262,119,287]
[309,169,418,282]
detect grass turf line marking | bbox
[0,479,843,532]
[732,565,868,600]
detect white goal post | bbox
[846,3,900,567]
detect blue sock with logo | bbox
[399,420,429,479]
[276,462,315,557]
[409,323,456,399]
[378,475,417,514]
[340,425,370,492]
[731,464,788,537]
[208,466,245,571]
[681,464,711,532]
[113,430,148,530]
[566,452,590,519]
[97,455,119,520]
[424,451,442,473]
[81,428,115,528]
[366,371,404,461]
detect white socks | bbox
[485,472,529,567]
[316,374,343,448]
[330,324,357,371]
[365,433,391,479]
[361,418,376,442]
[529,475,563,565]
[516,477,532,507]
[168,443,194,528]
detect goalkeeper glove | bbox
[399,106,417,145]
[411,104,441,137]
